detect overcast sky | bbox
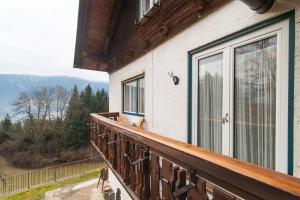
[0,0,108,82]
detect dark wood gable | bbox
[73,0,274,73]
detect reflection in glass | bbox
[124,81,137,113]
[234,36,277,169]
[138,78,145,114]
[198,53,223,153]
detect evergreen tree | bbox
[1,114,12,132]
[0,114,11,143]
[13,121,23,133]
[64,85,89,149]
[93,89,108,112]
[80,84,94,112]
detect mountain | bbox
[0,74,108,116]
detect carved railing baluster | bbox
[161,159,173,200]
[170,166,179,193]
[136,149,143,198]
[175,170,186,200]
[103,128,109,159]
[150,153,160,200]
[94,123,97,146]
[93,123,96,142]
[116,133,121,174]
[134,144,142,194]
[96,123,100,147]
[99,124,103,152]
[107,130,111,162]
[123,138,130,185]
[129,140,136,191]
[109,130,114,163]
[111,132,117,170]
[90,122,95,142]
[187,176,208,200]
[141,149,150,200]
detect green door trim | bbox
[187,11,295,175]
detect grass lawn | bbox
[1,171,101,200]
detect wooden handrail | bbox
[90,112,300,200]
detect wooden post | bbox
[99,125,103,152]
[141,150,150,200]
[150,153,160,200]
[129,140,136,191]
[116,134,121,174]
[161,159,173,200]
[136,149,143,198]
[123,138,130,185]
[187,176,208,200]
[175,170,186,200]
[170,166,179,192]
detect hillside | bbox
[0,74,108,116]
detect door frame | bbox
[187,11,295,175]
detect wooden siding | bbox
[108,0,229,72]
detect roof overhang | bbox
[73,0,118,72]
[73,0,274,73]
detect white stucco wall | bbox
[109,0,300,178]
[294,2,300,178]
[107,169,131,200]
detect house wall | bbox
[109,0,300,182]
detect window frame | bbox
[190,19,289,173]
[122,74,145,117]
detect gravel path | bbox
[44,178,104,200]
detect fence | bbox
[0,157,103,197]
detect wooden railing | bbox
[90,112,300,200]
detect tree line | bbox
[0,84,108,167]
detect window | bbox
[191,19,289,173]
[123,75,145,116]
[137,0,160,25]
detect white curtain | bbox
[198,53,223,153]
[234,36,277,169]
[124,81,137,113]
[138,78,145,114]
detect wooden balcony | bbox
[90,112,300,200]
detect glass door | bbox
[196,51,230,154]
[233,36,277,169]
[192,19,289,173]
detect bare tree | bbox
[13,87,55,144]
[53,86,70,146]
[54,86,70,122]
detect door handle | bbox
[222,113,229,124]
